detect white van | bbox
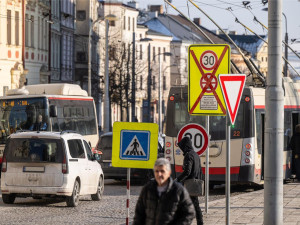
[1,131,104,207]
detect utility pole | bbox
[282,13,288,77]
[264,0,284,224]
[147,43,151,123]
[131,32,136,122]
[103,19,110,132]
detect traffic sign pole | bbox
[205,116,209,213]
[226,115,230,225]
[126,168,130,225]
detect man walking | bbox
[133,158,195,225]
[177,136,204,225]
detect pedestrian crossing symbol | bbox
[120,131,150,160]
[112,122,159,169]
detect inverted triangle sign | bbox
[219,74,246,125]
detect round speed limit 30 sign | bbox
[177,123,209,156]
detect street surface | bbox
[0,179,262,225]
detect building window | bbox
[163,76,166,90]
[77,52,87,62]
[152,76,156,90]
[109,20,115,26]
[7,10,12,45]
[25,14,29,47]
[139,44,142,60]
[31,16,34,47]
[133,18,135,32]
[261,57,264,62]
[15,11,19,46]
[158,47,161,60]
[153,47,155,61]
[266,57,268,62]
[77,10,86,21]
[123,16,126,30]
[163,47,166,61]
[128,17,130,31]
[140,75,143,90]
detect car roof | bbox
[9,131,83,140]
[100,132,112,137]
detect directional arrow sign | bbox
[218,74,246,125]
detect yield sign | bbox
[219,74,246,125]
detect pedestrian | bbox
[289,124,300,181]
[133,158,195,225]
[177,136,204,225]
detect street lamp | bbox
[158,52,172,134]
[88,17,104,96]
[88,14,117,97]
[140,38,153,122]
[103,14,118,133]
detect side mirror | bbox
[93,152,102,161]
[49,105,57,117]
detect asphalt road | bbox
[0,179,262,225]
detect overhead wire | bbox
[187,0,265,84]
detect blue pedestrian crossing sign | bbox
[120,131,150,160]
[112,122,159,169]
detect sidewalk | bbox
[198,183,300,225]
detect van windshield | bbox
[5,138,63,163]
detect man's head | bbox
[153,158,171,186]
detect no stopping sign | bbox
[177,123,209,156]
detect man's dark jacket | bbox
[177,137,202,182]
[133,178,195,225]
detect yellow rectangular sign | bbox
[188,44,230,115]
[112,122,159,169]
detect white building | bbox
[97,1,172,129]
[0,0,27,95]
[24,0,50,84]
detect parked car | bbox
[1,131,104,207]
[96,132,164,181]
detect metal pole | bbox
[126,168,130,225]
[283,13,288,77]
[205,116,209,213]
[158,54,162,133]
[226,115,230,225]
[147,43,151,123]
[131,32,136,122]
[103,19,110,132]
[88,24,92,96]
[88,18,103,96]
[264,0,284,224]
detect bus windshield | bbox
[0,98,49,143]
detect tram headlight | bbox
[245,151,250,156]
[245,158,250,164]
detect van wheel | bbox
[91,176,104,201]
[66,180,80,207]
[2,194,16,204]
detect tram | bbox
[164,77,300,184]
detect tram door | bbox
[261,114,265,180]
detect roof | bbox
[168,15,246,54]
[9,131,83,139]
[143,14,205,43]
[146,28,172,38]
[219,34,267,57]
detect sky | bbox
[122,0,300,52]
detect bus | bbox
[0,83,99,164]
[164,77,300,185]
